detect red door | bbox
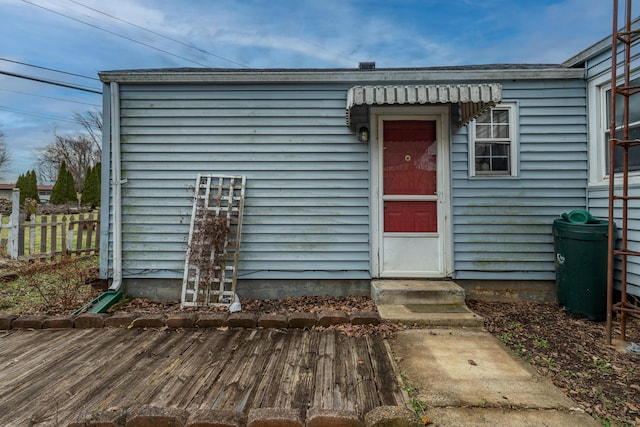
[383,121,437,232]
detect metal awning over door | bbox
[346,83,502,128]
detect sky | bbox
[0,0,624,183]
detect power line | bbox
[67,0,249,68]
[0,70,101,94]
[0,88,101,107]
[0,57,99,81]
[0,105,83,125]
[22,0,219,69]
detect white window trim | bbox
[588,66,640,186]
[468,102,518,178]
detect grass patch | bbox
[499,331,513,344]
[0,256,100,315]
[533,335,550,349]
[399,370,429,420]
[587,357,613,373]
[0,212,99,257]
[535,355,558,368]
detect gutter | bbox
[98,67,585,84]
[109,81,123,292]
[72,83,124,314]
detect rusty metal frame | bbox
[606,0,640,344]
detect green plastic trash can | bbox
[552,217,613,321]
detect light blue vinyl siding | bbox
[584,36,640,297]
[102,72,589,288]
[588,186,640,297]
[113,83,370,282]
[451,79,588,281]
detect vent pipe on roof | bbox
[359,62,375,70]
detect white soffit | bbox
[346,83,502,127]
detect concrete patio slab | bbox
[391,328,600,427]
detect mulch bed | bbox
[468,300,640,426]
[113,295,376,315]
[108,295,404,337]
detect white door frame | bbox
[369,105,452,278]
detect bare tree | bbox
[35,110,102,190]
[0,132,11,180]
[73,109,102,159]
[36,133,100,191]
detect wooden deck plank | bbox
[0,329,87,384]
[185,328,247,410]
[125,331,209,406]
[332,333,355,412]
[151,330,222,408]
[18,329,144,425]
[290,329,320,411]
[311,331,336,410]
[196,329,259,410]
[0,329,63,359]
[31,329,170,424]
[272,329,311,409]
[0,329,143,425]
[0,328,404,425]
[0,330,128,418]
[33,328,184,422]
[369,336,407,407]
[54,329,151,401]
[352,335,384,414]
[209,330,273,411]
[91,330,189,411]
[166,329,239,408]
[246,329,293,409]
[214,329,286,412]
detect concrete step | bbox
[376,304,483,327]
[372,280,483,327]
[371,279,466,305]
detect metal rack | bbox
[606,0,640,344]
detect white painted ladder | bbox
[181,174,246,308]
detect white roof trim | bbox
[346,83,502,127]
[99,68,582,84]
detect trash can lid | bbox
[561,210,594,224]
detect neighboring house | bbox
[99,62,591,301]
[36,185,53,203]
[0,183,54,203]
[0,183,13,200]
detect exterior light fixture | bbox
[358,126,369,142]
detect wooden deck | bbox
[0,328,405,425]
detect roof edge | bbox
[563,37,613,68]
[99,67,584,84]
[563,16,640,68]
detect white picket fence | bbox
[0,189,100,260]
